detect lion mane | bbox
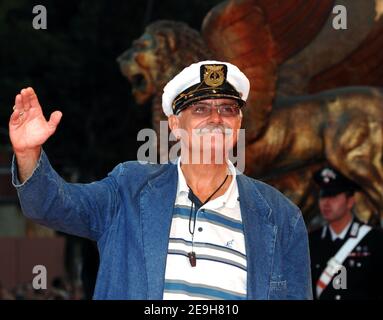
[118,20,214,133]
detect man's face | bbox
[168,98,242,164]
[319,192,355,223]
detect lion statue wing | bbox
[201,0,334,141]
[202,0,383,138]
[308,17,383,93]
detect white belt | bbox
[316,224,371,298]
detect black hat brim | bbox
[319,188,354,198]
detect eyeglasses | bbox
[187,103,241,117]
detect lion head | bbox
[117,20,213,107]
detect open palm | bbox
[9,87,62,154]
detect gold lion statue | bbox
[117,0,383,226]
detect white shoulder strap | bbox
[316,224,371,298]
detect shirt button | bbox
[198,227,203,232]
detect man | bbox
[309,166,383,300]
[9,60,312,299]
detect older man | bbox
[9,60,312,300]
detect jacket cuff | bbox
[11,149,46,188]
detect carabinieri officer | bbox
[309,166,383,300]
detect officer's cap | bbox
[313,166,359,197]
[162,60,250,116]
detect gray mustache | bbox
[194,124,233,136]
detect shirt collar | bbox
[176,157,238,209]
[329,219,353,241]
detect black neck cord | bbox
[187,174,229,236]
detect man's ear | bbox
[168,115,180,139]
[347,195,356,210]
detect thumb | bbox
[47,111,63,133]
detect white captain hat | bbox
[162,60,250,116]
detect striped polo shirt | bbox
[163,158,247,300]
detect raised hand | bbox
[9,87,62,182]
[9,87,62,154]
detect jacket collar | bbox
[140,164,276,299]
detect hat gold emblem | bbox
[203,65,225,87]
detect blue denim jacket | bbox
[12,151,312,300]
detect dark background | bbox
[0,0,221,181]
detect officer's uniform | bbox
[309,167,383,300]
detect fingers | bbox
[15,87,40,112]
[11,89,31,127]
[13,94,23,112]
[10,94,24,126]
[47,111,63,133]
[9,108,21,126]
[11,88,62,131]
[25,87,41,110]
[21,88,32,112]
[11,87,42,122]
